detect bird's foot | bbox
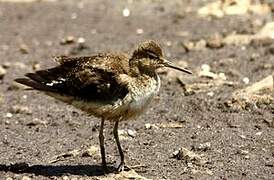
[117,161,126,172]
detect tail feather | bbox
[14,78,56,92]
[25,73,46,83]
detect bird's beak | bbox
[162,58,192,74]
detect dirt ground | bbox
[0,0,274,179]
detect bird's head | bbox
[130,40,192,74]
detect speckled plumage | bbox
[15,40,192,172]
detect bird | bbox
[15,40,192,172]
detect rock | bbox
[26,118,48,126]
[60,36,75,45]
[62,176,69,180]
[77,37,85,44]
[127,129,137,137]
[136,28,144,35]
[206,34,224,48]
[198,0,270,18]
[256,22,274,39]
[223,34,253,45]
[242,77,249,84]
[19,44,30,54]
[32,62,41,71]
[22,176,31,180]
[2,62,11,69]
[6,112,13,118]
[226,75,274,109]
[199,64,218,79]
[10,105,32,115]
[122,8,130,17]
[0,65,7,79]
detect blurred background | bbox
[0,0,273,179]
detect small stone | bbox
[2,62,11,69]
[22,176,31,180]
[77,37,85,44]
[26,118,47,126]
[201,64,211,72]
[122,8,130,17]
[60,36,75,45]
[6,113,13,118]
[32,62,41,71]
[6,177,13,180]
[145,123,152,129]
[255,131,262,136]
[0,65,7,79]
[136,28,144,35]
[10,105,32,115]
[239,134,246,139]
[242,77,249,84]
[218,73,227,80]
[62,176,69,180]
[207,34,223,48]
[197,142,211,151]
[166,41,172,46]
[127,129,136,137]
[240,150,249,155]
[19,44,29,54]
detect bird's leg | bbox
[99,118,107,170]
[113,120,125,172]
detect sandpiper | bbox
[15,40,192,172]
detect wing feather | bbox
[15,54,130,102]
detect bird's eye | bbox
[147,51,158,59]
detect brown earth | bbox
[0,0,274,179]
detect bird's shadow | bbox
[0,162,117,177]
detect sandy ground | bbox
[0,0,274,179]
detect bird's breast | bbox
[126,74,160,118]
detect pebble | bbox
[77,37,85,44]
[2,62,11,69]
[255,131,262,136]
[32,62,41,71]
[136,28,144,35]
[22,176,31,180]
[60,36,75,45]
[207,34,223,48]
[10,105,32,115]
[19,44,30,54]
[242,77,249,84]
[0,65,7,79]
[6,112,13,118]
[62,176,69,180]
[127,129,137,137]
[122,8,130,17]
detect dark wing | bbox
[15,55,130,102]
